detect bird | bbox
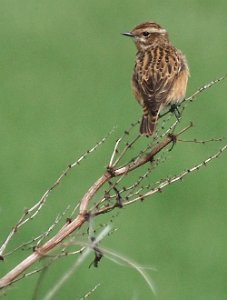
[122,21,189,136]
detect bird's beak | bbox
[121,32,134,37]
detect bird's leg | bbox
[158,110,169,118]
[170,104,181,121]
[159,104,181,121]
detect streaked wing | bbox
[135,46,183,115]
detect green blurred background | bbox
[0,1,227,299]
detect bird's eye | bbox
[142,31,150,36]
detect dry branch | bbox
[0,77,226,292]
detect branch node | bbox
[82,212,90,221]
[167,133,177,151]
[106,166,115,177]
[66,218,72,224]
[168,133,177,143]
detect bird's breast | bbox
[165,68,189,105]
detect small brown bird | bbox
[123,21,189,136]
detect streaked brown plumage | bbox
[123,21,189,136]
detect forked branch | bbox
[0,76,226,291]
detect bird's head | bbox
[122,22,169,51]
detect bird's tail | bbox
[140,113,157,136]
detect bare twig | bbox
[0,77,226,293]
[78,284,101,300]
[178,137,225,144]
[0,130,114,257]
[184,75,227,103]
[108,138,122,168]
[0,127,180,288]
[125,144,227,205]
[42,226,111,300]
[5,206,71,257]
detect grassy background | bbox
[0,1,227,299]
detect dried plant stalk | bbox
[0,77,226,291]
